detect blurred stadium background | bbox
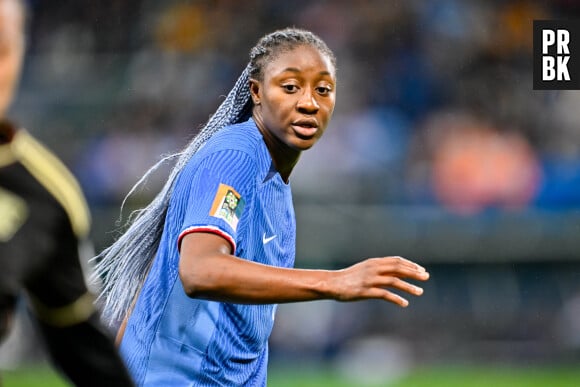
[2,0,580,385]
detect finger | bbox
[380,290,409,307]
[379,256,427,273]
[393,256,426,272]
[378,265,430,281]
[401,269,430,282]
[381,278,424,296]
[368,277,424,296]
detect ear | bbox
[249,79,261,105]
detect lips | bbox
[291,120,318,138]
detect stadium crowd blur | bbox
[8,0,580,376]
[16,0,580,211]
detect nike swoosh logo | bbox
[262,233,277,245]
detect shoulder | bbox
[8,130,91,238]
[184,119,267,179]
[203,119,264,156]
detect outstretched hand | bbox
[329,256,429,307]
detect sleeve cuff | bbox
[178,225,236,254]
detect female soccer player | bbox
[96,27,430,386]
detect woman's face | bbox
[251,44,336,152]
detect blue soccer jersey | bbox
[120,118,296,386]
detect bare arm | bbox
[179,232,429,308]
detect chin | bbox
[292,139,318,151]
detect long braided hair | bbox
[93,27,336,325]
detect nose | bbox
[296,88,319,113]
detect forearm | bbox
[180,252,335,304]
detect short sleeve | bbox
[176,150,256,254]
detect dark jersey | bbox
[0,126,92,327]
[0,121,134,386]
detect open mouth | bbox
[292,121,318,138]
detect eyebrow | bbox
[281,67,333,77]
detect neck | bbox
[252,115,300,183]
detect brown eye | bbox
[316,86,331,95]
[282,84,298,93]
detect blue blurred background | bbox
[5,0,580,383]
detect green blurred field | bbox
[3,364,580,387]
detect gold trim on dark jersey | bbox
[0,142,17,167]
[9,130,91,238]
[28,292,96,327]
[0,186,28,242]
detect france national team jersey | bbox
[120,118,296,386]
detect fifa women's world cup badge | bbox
[210,183,245,231]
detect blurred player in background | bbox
[0,0,134,385]
[96,27,429,386]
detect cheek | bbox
[0,56,21,86]
[320,104,335,126]
[0,62,18,111]
[325,96,336,114]
[1,55,23,110]
[262,97,293,125]
[269,92,294,113]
